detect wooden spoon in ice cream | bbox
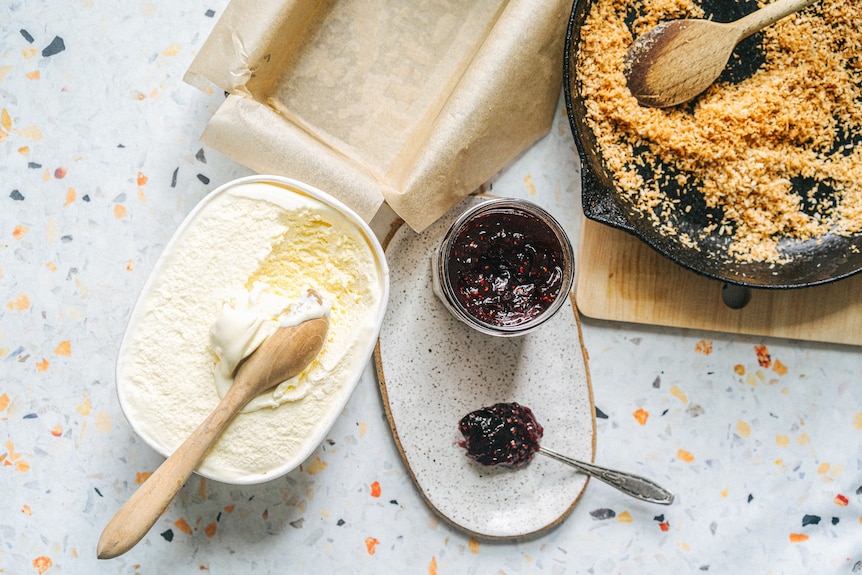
[624,0,818,108]
[97,316,329,560]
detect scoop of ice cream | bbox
[210,283,330,412]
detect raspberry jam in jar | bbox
[432,199,573,336]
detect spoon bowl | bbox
[624,0,818,107]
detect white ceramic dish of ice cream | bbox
[115,175,389,484]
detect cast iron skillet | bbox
[563,0,862,289]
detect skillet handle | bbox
[581,177,635,233]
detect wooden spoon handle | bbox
[96,391,246,559]
[97,317,328,559]
[735,0,819,39]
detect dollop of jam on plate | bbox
[458,402,544,467]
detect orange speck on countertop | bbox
[468,537,480,554]
[223,504,235,513]
[305,456,327,475]
[18,125,44,141]
[76,395,91,416]
[114,204,127,219]
[64,187,75,206]
[137,187,147,203]
[36,358,49,372]
[137,171,148,186]
[135,471,152,484]
[0,393,9,412]
[21,504,32,515]
[776,434,790,447]
[204,522,217,537]
[358,421,368,437]
[370,480,381,498]
[18,145,30,155]
[694,339,712,355]
[1,108,11,130]
[817,462,830,475]
[5,441,27,468]
[54,167,67,179]
[54,340,71,357]
[677,449,695,463]
[13,224,29,240]
[126,259,134,272]
[522,174,537,195]
[51,424,63,437]
[670,385,688,404]
[32,556,53,574]
[789,533,809,543]
[755,345,771,368]
[26,70,40,80]
[772,360,788,376]
[835,494,849,506]
[617,511,633,523]
[736,420,751,438]
[94,411,112,433]
[365,537,379,555]
[429,556,438,575]
[175,517,193,535]
[633,408,649,425]
[734,364,745,376]
[46,262,58,272]
[22,46,38,59]
[162,43,181,57]
[853,412,862,430]
[796,433,810,446]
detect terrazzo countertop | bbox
[2,2,862,574]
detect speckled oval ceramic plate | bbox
[375,196,595,539]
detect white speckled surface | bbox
[376,197,594,539]
[4,2,862,573]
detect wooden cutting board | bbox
[575,219,862,346]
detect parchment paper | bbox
[185,0,569,230]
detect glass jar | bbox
[432,198,574,337]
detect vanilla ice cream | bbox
[116,176,388,483]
